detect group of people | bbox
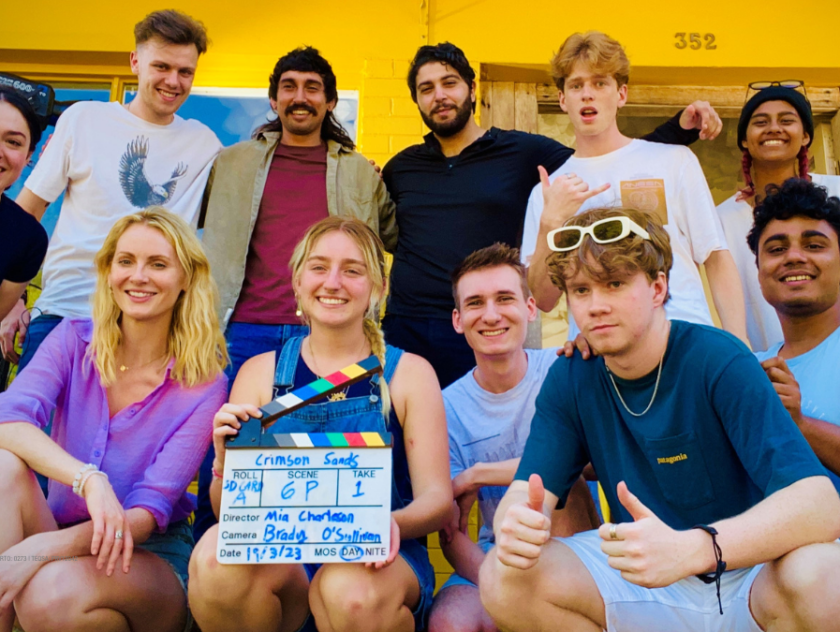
[0,8,838,632]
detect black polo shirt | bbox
[1,193,48,284]
[383,116,697,319]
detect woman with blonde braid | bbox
[189,216,451,632]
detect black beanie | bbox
[737,86,814,150]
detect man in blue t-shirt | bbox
[479,207,840,632]
[429,244,597,632]
[749,178,840,494]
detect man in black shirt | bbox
[382,42,722,387]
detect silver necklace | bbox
[605,330,669,417]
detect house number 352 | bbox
[674,33,717,50]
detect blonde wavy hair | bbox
[89,207,228,387]
[289,217,391,418]
[551,31,630,92]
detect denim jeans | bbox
[192,321,309,543]
[17,314,64,496]
[382,314,475,389]
[19,314,64,372]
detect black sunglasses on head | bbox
[745,80,808,104]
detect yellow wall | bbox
[6,0,840,166]
[431,0,840,71]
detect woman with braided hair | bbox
[716,84,840,352]
[189,216,451,632]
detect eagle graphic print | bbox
[119,136,188,207]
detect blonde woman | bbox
[189,216,451,632]
[0,207,227,632]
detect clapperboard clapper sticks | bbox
[228,355,382,448]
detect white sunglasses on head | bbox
[547,216,651,252]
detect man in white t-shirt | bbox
[749,178,840,495]
[717,85,840,351]
[429,243,597,632]
[522,31,747,344]
[0,10,222,369]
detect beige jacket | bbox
[201,132,397,325]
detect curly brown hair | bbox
[546,207,672,302]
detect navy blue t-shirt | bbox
[1,194,48,284]
[516,320,827,530]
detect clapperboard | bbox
[217,356,393,564]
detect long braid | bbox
[363,317,391,421]
[737,150,756,202]
[797,146,811,181]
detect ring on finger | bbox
[115,530,123,540]
[609,524,619,540]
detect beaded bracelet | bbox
[79,470,109,498]
[72,463,98,496]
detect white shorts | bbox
[559,530,764,632]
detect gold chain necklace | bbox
[118,351,169,373]
[605,323,670,417]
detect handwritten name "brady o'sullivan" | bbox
[657,453,688,465]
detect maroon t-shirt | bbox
[231,143,329,324]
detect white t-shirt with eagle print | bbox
[26,101,221,318]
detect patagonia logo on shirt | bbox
[657,453,688,465]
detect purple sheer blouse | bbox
[0,319,227,530]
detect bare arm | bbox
[529,229,563,313]
[709,476,840,571]
[527,167,610,313]
[601,477,840,588]
[454,458,520,496]
[0,281,28,324]
[762,357,840,475]
[441,528,486,585]
[15,188,50,222]
[0,421,90,486]
[391,353,453,540]
[703,249,748,344]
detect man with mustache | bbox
[381,42,721,388]
[196,46,395,541]
[751,178,840,495]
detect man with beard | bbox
[381,42,721,387]
[195,46,395,541]
[751,178,840,493]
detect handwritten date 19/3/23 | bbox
[247,545,303,563]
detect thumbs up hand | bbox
[598,482,712,588]
[496,475,552,570]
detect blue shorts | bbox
[138,519,194,591]
[439,540,494,591]
[298,537,435,632]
